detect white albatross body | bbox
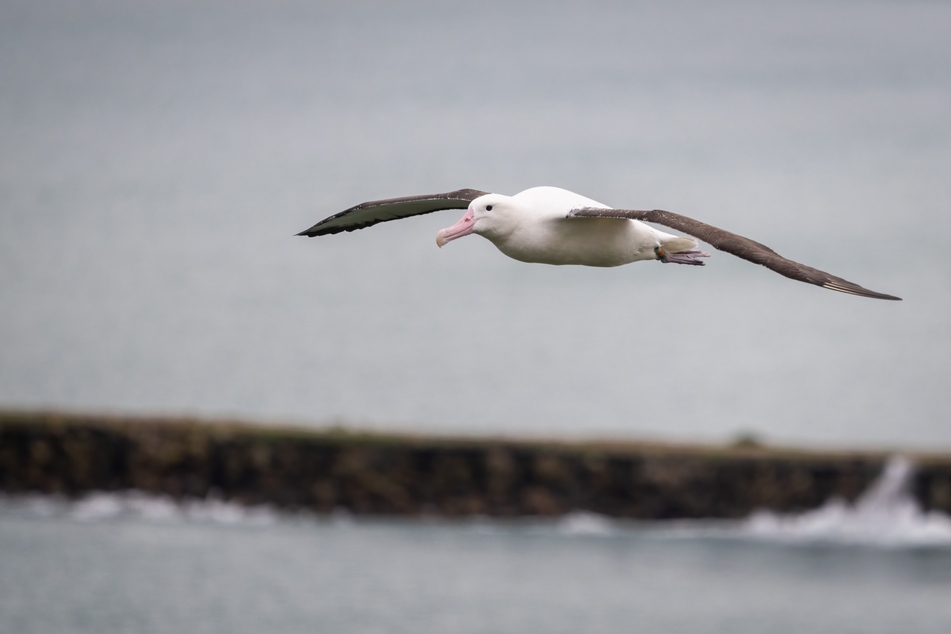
[439,187,698,267]
[298,185,901,300]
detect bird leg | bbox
[655,247,710,266]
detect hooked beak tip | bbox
[435,208,475,248]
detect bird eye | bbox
[486,205,493,211]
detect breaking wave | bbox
[556,510,616,536]
[2,456,949,547]
[0,490,282,527]
[554,456,951,547]
[741,456,951,547]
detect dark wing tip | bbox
[822,282,902,301]
[296,225,340,237]
[295,225,337,237]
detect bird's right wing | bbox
[568,207,901,301]
[297,188,489,237]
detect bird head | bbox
[436,194,516,247]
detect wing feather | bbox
[568,207,901,301]
[297,188,489,237]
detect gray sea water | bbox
[1,0,950,447]
[3,458,951,634]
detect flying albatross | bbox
[297,186,901,301]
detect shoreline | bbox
[2,409,950,518]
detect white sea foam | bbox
[742,456,951,547]
[556,510,616,536]
[0,491,281,527]
[544,456,951,548]
[3,456,949,547]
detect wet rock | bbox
[2,410,950,518]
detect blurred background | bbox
[1,0,949,448]
[2,1,951,632]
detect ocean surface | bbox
[3,457,951,634]
[1,0,949,448]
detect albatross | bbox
[297,186,901,301]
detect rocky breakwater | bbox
[2,410,950,518]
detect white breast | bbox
[490,187,661,267]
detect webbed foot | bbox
[655,247,710,266]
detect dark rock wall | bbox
[2,411,950,518]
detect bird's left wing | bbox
[567,207,901,301]
[297,189,489,237]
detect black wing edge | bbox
[568,207,902,301]
[296,188,490,237]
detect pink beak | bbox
[436,208,476,247]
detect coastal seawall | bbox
[2,410,950,518]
